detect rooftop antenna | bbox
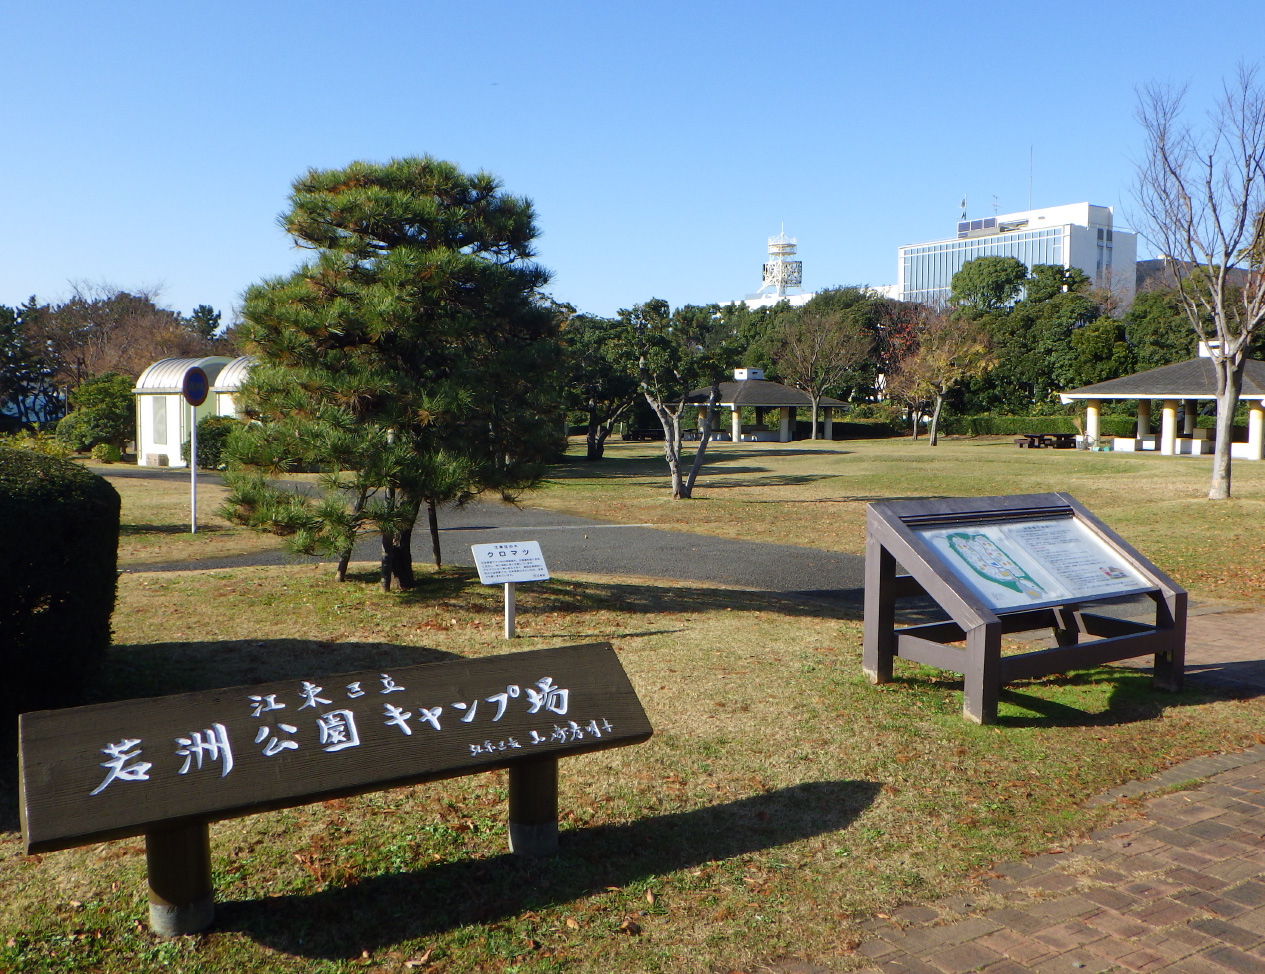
[756,225,803,299]
[959,194,968,221]
[1029,146,1033,210]
[992,195,1000,216]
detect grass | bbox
[533,436,1265,606]
[2,438,1263,972]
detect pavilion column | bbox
[1182,399,1197,436]
[824,407,833,441]
[731,406,742,442]
[1136,399,1151,437]
[779,407,791,442]
[1085,399,1101,446]
[1249,402,1265,461]
[1160,399,1178,456]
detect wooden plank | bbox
[896,620,967,644]
[895,634,969,673]
[998,631,1162,682]
[20,642,651,854]
[1076,613,1154,638]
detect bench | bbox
[19,642,652,936]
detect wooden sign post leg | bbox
[863,539,896,684]
[145,822,214,936]
[963,622,1002,725]
[507,755,558,857]
[504,581,516,639]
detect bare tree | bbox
[1134,66,1265,499]
[774,309,872,439]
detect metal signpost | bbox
[181,368,209,534]
[471,541,550,638]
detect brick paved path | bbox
[849,745,1265,974]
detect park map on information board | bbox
[913,517,1151,611]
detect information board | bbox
[913,516,1151,610]
[472,541,550,585]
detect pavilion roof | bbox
[1060,357,1265,402]
[686,378,847,409]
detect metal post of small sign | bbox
[471,542,549,640]
[181,367,209,534]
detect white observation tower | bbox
[757,227,803,299]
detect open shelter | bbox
[687,368,847,442]
[133,357,232,467]
[1060,347,1265,460]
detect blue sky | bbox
[2,1,1262,323]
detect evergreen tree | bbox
[227,156,556,589]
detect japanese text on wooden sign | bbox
[20,643,651,853]
[471,541,550,585]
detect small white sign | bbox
[471,541,550,585]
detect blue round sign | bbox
[183,367,209,407]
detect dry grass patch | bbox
[3,565,1263,974]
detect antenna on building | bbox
[959,194,968,221]
[756,227,803,299]
[992,195,999,216]
[1029,146,1033,210]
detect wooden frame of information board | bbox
[863,493,1186,724]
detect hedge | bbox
[0,448,120,722]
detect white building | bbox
[895,202,1137,307]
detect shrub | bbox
[180,414,241,469]
[90,442,121,463]
[0,448,120,722]
[939,414,1139,438]
[0,430,71,457]
[55,372,135,452]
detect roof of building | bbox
[1060,357,1265,401]
[212,355,256,391]
[686,378,847,409]
[133,356,233,394]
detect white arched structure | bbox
[133,357,232,467]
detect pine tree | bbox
[228,157,559,589]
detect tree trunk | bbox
[379,534,394,592]
[335,549,351,582]
[393,525,416,589]
[1208,355,1245,500]
[684,386,719,495]
[428,499,442,567]
[910,406,919,440]
[810,398,819,440]
[586,400,602,460]
[929,394,944,446]
[645,392,687,498]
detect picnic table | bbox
[1015,433,1078,449]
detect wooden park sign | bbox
[20,643,652,936]
[863,493,1186,724]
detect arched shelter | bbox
[210,355,257,418]
[687,368,847,442]
[1059,350,1265,460]
[133,357,232,467]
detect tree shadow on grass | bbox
[120,522,229,535]
[216,778,881,958]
